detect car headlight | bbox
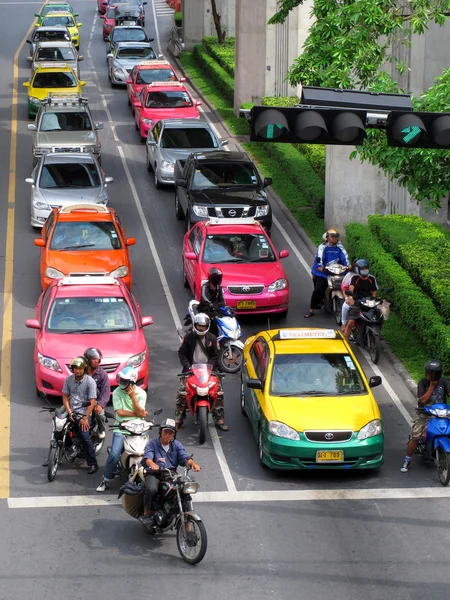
[255,205,269,217]
[357,419,382,440]
[268,278,287,293]
[29,96,41,105]
[126,350,146,367]
[192,205,209,217]
[110,265,129,278]
[33,200,50,210]
[45,267,64,279]
[38,352,62,372]
[161,160,173,169]
[141,118,154,126]
[268,420,300,441]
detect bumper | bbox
[261,428,384,470]
[31,200,108,228]
[225,290,289,315]
[139,121,152,138]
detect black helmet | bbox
[208,267,222,288]
[83,347,103,364]
[425,359,443,382]
[69,356,87,372]
[159,418,177,436]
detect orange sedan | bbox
[34,203,136,290]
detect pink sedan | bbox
[26,276,153,398]
[182,219,290,317]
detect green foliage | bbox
[192,44,234,103]
[174,11,182,26]
[268,0,304,25]
[202,36,235,77]
[346,222,450,372]
[261,96,300,107]
[294,144,326,180]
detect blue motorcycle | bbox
[416,403,450,486]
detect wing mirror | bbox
[25,319,41,330]
[26,56,33,63]
[23,81,30,88]
[184,252,197,261]
[99,14,105,19]
[77,22,83,27]
[34,239,45,247]
[195,100,202,106]
[78,55,84,61]
[27,124,37,131]
[175,177,186,187]
[126,237,136,246]
[279,249,289,259]
[105,176,114,184]
[26,39,32,44]
[263,177,273,188]
[247,379,263,390]
[369,375,382,388]
[95,122,104,130]
[220,139,229,146]
[179,77,186,82]
[107,53,114,58]
[141,316,153,327]
[25,177,35,185]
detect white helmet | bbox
[193,313,210,336]
[117,366,138,389]
[322,232,328,243]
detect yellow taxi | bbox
[240,328,384,470]
[23,63,86,118]
[37,11,82,48]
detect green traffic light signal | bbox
[387,111,450,148]
[401,125,422,145]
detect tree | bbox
[268,0,450,210]
[210,0,226,44]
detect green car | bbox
[35,2,78,24]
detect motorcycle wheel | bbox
[197,406,207,445]
[176,516,208,565]
[333,297,343,325]
[436,447,450,486]
[47,444,61,482]
[94,439,104,455]
[219,344,243,374]
[366,329,381,364]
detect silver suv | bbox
[27,95,103,165]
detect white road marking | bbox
[272,214,312,273]
[8,486,450,508]
[150,0,162,53]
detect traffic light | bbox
[387,111,450,148]
[250,106,368,145]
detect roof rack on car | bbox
[59,204,109,214]
[43,93,88,106]
[206,217,259,226]
[139,60,171,66]
[58,276,119,286]
[148,81,184,87]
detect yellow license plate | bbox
[236,300,256,309]
[316,450,344,463]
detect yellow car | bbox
[23,63,86,118]
[240,328,384,470]
[37,11,82,48]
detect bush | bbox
[261,96,300,107]
[368,215,450,323]
[192,45,234,103]
[174,11,182,27]
[202,36,235,77]
[346,222,450,372]
[294,144,326,180]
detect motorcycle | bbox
[179,363,223,444]
[416,403,450,486]
[41,404,108,482]
[119,463,207,565]
[354,297,390,365]
[324,263,347,325]
[178,300,244,373]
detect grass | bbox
[382,312,427,383]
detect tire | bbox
[175,193,184,220]
[94,439,104,455]
[176,516,207,565]
[185,214,192,233]
[135,120,139,131]
[47,444,61,482]
[437,447,450,486]
[333,297,343,325]
[197,405,207,445]
[219,344,243,373]
[182,262,189,288]
[240,377,247,416]
[258,426,267,468]
[154,167,162,188]
[366,328,381,364]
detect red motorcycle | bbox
[179,363,222,444]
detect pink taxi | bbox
[99,4,116,41]
[126,59,184,109]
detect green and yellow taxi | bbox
[240,328,384,470]
[35,2,79,25]
[36,11,82,48]
[23,63,86,118]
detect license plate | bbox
[236,300,256,309]
[316,450,344,463]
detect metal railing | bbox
[168,25,184,58]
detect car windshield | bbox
[270,353,366,396]
[113,29,146,42]
[37,46,75,61]
[136,69,176,84]
[203,233,275,263]
[39,162,101,188]
[192,162,259,189]
[144,90,192,108]
[46,297,135,332]
[50,221,122,250]
[33,71,77,88]
[161,127,217,149]
[40,111,92,131]
[117,47,155,59]
[43,15,76,27]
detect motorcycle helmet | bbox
[83,347,103,365]
[193,313,210,336]
[322,232,328,243]
[208,267,223,288]
[326,228,340,240]
[159,418,177,436]
[69,356,87,372]
[116,366,138,389]
[355,259,369,276]
[425,359,443,382]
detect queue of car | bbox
[21,1,385,472]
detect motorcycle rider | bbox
[305,228,349,318]
[401,360,450,472]
[84,347,110,440]
[62,356,98,474]
[196,267,226,336]
[140,418,201,528]
[175,312,228,431]
[343,259,379,341]
[96,367,147,492]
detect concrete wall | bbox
[181,0,205,50]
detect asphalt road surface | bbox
[0,1,449,598]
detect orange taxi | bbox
[34,203,136,290]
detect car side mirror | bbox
[99,14,105,19]
[126,237,136,246]
[105,176,114,184]
[175,177,186,187]
[107,53,114,58]
[143,1,147,4]
[80,81,86,87]
[369,375,382,388]
[25,177,35,185]
[185,252,197,261]
[195,100,202,106]
[247,379,263,390]
[26,39,32,44]
[34,238,45,247]
[141,316,153,327]
[279,249,289,259]
[147,139,156,145]
[149,37,154,41]
[78,55,84,61]
[77,22,83,27]
[34,13,40,17]
[95,122,104,130]
[23,81,30,88]
[263,177,273,188]
[26,56,33,63]
[179,77,186,82]
[74,12,79,17]
[220,139,229,146]
[126,76,132,84]
[27,124,37,131]
[25,319,41,330]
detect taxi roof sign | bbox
[207,217,259,226]
[148,81,184,88]
[279,329,337,340]
[59,276,119,286]
[40,62,68,69]
[139,60,171,66]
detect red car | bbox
[26,276,153,397]
[133,81,201,141]
[126,60,185,108]
[99,4,116,40]
[182,219,290,316]
[97,0,108,14]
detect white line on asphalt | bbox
[8,486,450,508]
[151,0,162,53]
[272,214,312,273]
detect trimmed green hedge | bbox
[261,96,300,107]
[346,222,450,371]
[202,36,235,77]
[294,145,326,180]
[192,44,234,103]
[368,215,450,323]
[174,11,182,26]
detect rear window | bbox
[33,71,77,88]
[117,47,156,60]
[39,162,101,188]
[136,69,176,84]
[113,29,146,42]
[50,221,122,251]
[145,90,192,108]
[37,46,75,61]
[161,127,217,149]
[43,15,75,27]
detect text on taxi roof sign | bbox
[279,329,337,339]
[40,62,67,69]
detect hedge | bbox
[192,44,234,103]
[368,215,450,323]
[202,37,235,77]
[346,222,450,372]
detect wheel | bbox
[47,444,61,482]
[333,297,343,325]
[258,426,267,468]
[240,378,247,416]
[128,95,131,106]
[436,447,450,486]
[197,405,207,445]
[94,439,104,455]
[146,150,153,172]
[135,120,139,131]
[140,134,146,144]
[154,167,162,188]
[182,261,189,288]
[219,344,243,373]
[175,193,184,220]
[176,516,207,565]
[366,329,381,364]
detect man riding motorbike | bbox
[175,312,228,431]
[84,347,110,440]
[196,267,226,336]
[343,259,378,341]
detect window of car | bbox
[32,71,77,88]
[39,162,101,189]
[40,111,92,131]
[105,6,115,17]
[36,46,75,61]
[152,121,161,142]
[44,211,55,244]
[188,224,199,249]
[113,29,147,43]
[144,90,192,109]
[40,284,54,324]
[117,47,156,60]
[269,353,366,397]
[161,127,217,150]
[202,233,275,264]
[49,221,122,251]
[136,68,176,84]
[250,338,269,383]
[192,162,259,190]
[46,296,136,332]
[192,229,203,256]
[42,15,76,27]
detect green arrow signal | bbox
[265,123,285,140]
[401,125,422,144]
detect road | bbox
[0,1,449,598]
